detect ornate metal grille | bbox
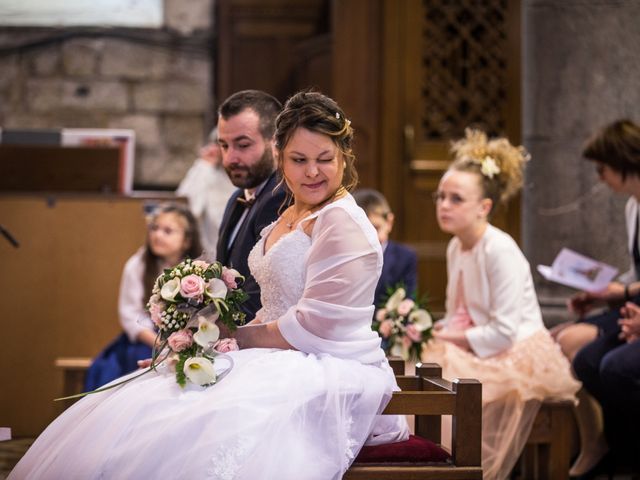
[421,0,508,140]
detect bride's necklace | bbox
[284,186,347,230]
[285,210,311,230]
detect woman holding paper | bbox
[557,119,640,475]
[423,128,580,480]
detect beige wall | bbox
[0,194,159,436]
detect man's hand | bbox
[568,282,625,317]
[619,302,640,343]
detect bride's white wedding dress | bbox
[11,195,408,480]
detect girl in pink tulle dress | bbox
[423,129,580,480]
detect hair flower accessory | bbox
[480,156,500,178]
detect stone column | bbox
[522,0,640,324]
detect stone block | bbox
[165,0,213,35]
[61,39,104,76]
[100,39,171,80]
[132,81,209,113]
[162,115,204,149]
[26,79,129,112]
[108,114,161,148]
[167,54,211,84]
[0,55,19,92]
[134,145,195,188]
[28,47,61,76]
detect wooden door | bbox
[381,0,522,313]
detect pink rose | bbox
[379,319,394,338]
[397,299,415,316]
[180,274,205,299]
[406,324,422,343]
[213,338,239,353]
[193,260,209,270]
[375,308,388,322]
[167,329,193,352]
[221,268,238,289]
[149,304,164,327]
[148,294,165,327]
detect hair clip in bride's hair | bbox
[335,112,340,119]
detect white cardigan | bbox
[443,224,544,358]
[620,196,640,284]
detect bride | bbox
[10,91,409,480]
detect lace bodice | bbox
[247,195,386,364]
[248,224,310,323]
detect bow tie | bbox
[236,195,255,207]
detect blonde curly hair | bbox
[450,128,529,214]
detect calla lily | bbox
[193,316,220,347]
[184,357,216,385]
[206,278,228,299]
[409,309,433,331]
[187,304,220,329]
[385,287,406,312]
[160,278,181,301]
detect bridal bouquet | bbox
[55,259,248,402]
[372,285,433,360]
[147,258,248,387]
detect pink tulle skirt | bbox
[422,329,580,480]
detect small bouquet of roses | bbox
[372,285,433,361]
[147,258,248,387]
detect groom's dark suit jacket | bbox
[216,171,287,319]
[374,240,418,307]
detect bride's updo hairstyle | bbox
[275,90,358,192]
[449,128,529,216]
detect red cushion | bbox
[355,434,451,464]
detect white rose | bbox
[385,288,406,312]
[160,278,181,301]
[409,309,433,331]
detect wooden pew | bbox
[345,362,483,479]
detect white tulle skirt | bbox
[10,348,407,480]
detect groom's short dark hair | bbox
[218,90,282,140]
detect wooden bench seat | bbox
[54,357,92,409]
[345,362,483,479]
[516,398,576,480]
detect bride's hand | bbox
[137,358,152,369]
[217,320,235,339]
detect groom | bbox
[216,90,287,319]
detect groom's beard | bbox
[225,147,275,190]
